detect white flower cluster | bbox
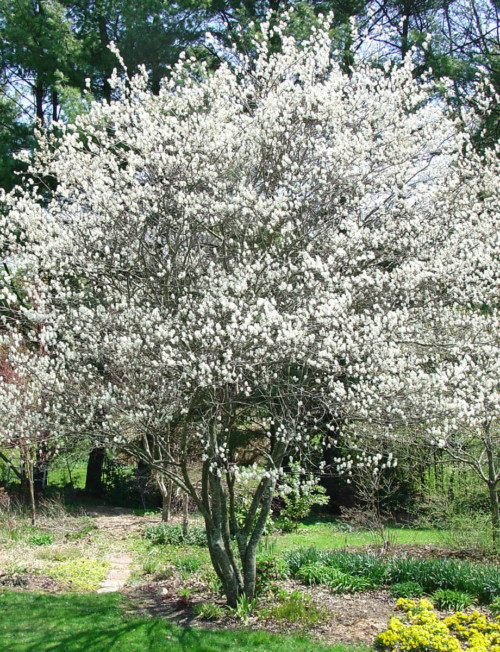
[0,15,497,492]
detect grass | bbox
[271,521,448,552]
[0,591,368,652]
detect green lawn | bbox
[0,591,367,652]
[269,522,448,552]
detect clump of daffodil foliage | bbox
[376,598,500,652]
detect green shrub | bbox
[144,523,207,547]
[490,597,500,617]
[329,571,370,594]
[321,550,388,587]
[295,562,369,593]
[286,547,386,591]
[27,532,53,546]
[142,551,175,579]
[387,558,462,593]
[193,601,225,620]
[230,594,257,622]
[431,589,475,611]
[276,467,329,531]
[286,548,500,604]
[390,581,425,598]
[177,588,193,607]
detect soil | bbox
[121,582,397,646]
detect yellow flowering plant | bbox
[376,599,500,652]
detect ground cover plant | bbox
[0,504,116,592]
[144,522,207,547]
[376,598,500,652]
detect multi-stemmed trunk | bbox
[198,442,285,607]
[136,417,286,608]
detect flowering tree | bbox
[0,17,497,604]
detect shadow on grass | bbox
[0,591,363,652]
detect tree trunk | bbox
[202,465,278,606]
[35,80,44,123]
[96,5,112,102]
[26,452,36,527]
[52,89,58,122]
[85,447,105,494]
[158,476,172,522]
[182,492,189,536]
[486,444,500,545]
[205,521,242,608]
[489,482,500,544]
[401,11,410,59]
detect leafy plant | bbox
[284,546,323,576]
[321,550,388,586]
[257,537,276,556]
[286,547,386,591]
[490,597,500,617]
[431,589,475,611]
[27,532,53,546]
[230,594,257,622]
[255,554,289,594]
[390,581,425,598]
[295,562,370,593]
[276,467,329,531]
[142,555,160,576]
[177,588,193,607]
[133,509,160,517]
[295,562,341,585]
[260,590,328,625]
[193,601,225,620]
[328,571,371,594]
[387,557,500,603]
[144,523,207,547]
[174,557,202,580]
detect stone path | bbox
[97,553,133,593]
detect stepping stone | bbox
[97,554,133,594]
